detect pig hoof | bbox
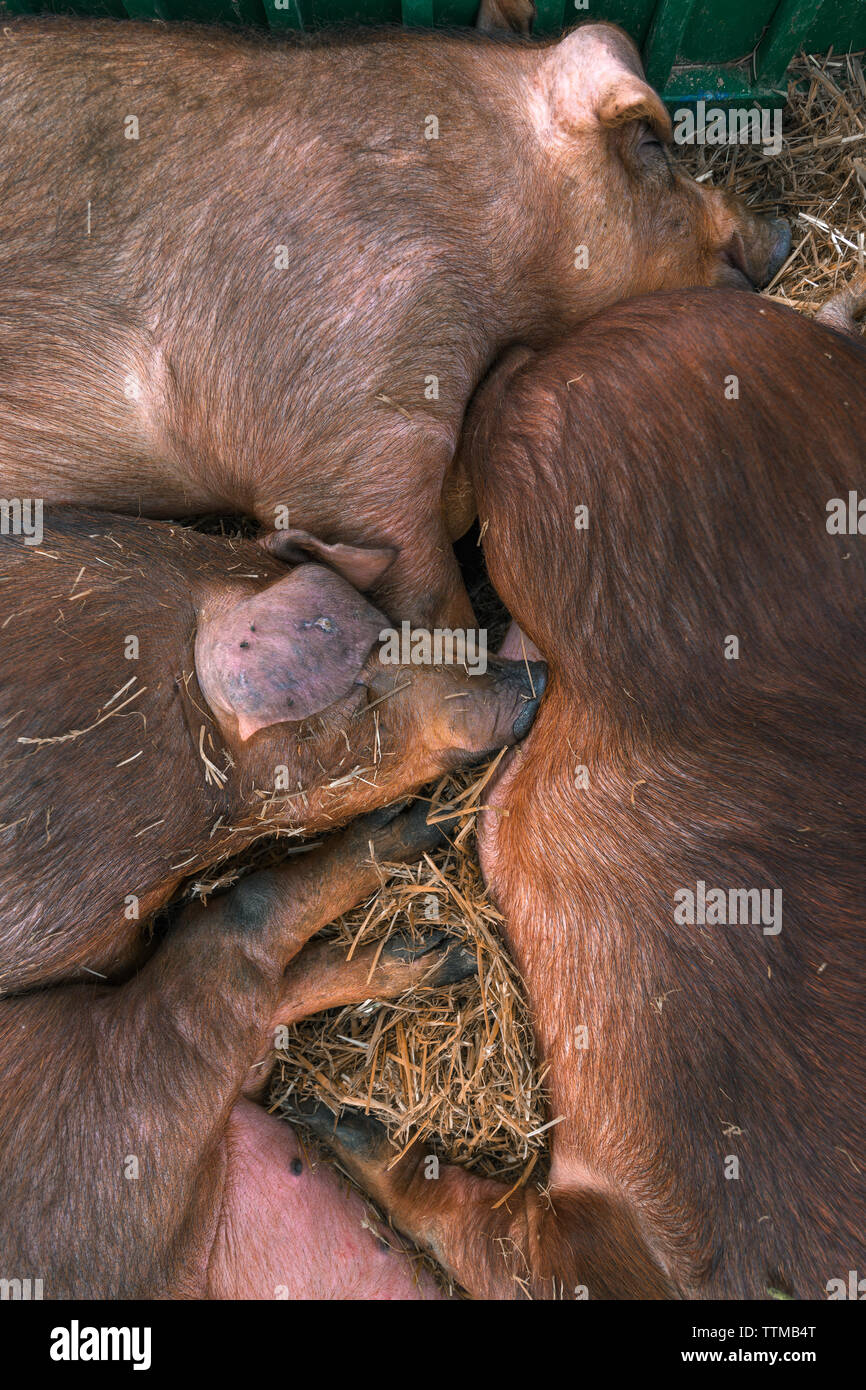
[384,925,448,960]
[354,797,452,862]
[511,660,548,739]
[383,928,478,988]
[359,798,414,831]
[430,943,477,987]
[285,1098,390,1162]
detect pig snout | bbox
[490,657,548,744]
[357,649,548,788]
[762,217,792,283]
[723,212,791,290]
[415,655,548,759]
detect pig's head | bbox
[194,529,545,831]
[529,24,789,315]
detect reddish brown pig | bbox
[0,17,788,627]
[815,267,866,337]
[0,508,543,1297]
[0,510,541,993]
[292,288,866,1299]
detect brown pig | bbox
[292,288,866,1299]
[0,18,788,627]
[0,508,543,1298]
[0,509,542,994]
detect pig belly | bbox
[206,1099,444,1300]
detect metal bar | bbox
[643,0,699,93]
[533,0,566,37]
[661,64,787,110]
[121,0,173,19]
[262,0,306,27]
[401,0,434,25]
[236,0,268,21]
[755,0,827,89]
[166,0,267,21]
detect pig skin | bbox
[0,18,788,627]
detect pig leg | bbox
[241,929,477,1101]
[476,0,535,35]
[286,1105,677,1300]
[0,802,451,1299]
[274,928,476,1027]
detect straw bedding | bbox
[681,51,866,309]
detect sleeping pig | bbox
[291,287,866,1299]
[0,17,788,628]
[0,508,543,1297]
[0,512,541,992]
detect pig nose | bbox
[512,660,547,739]
[764,218,791,284]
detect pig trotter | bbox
[381,929,477,988]
[268,922,478,1045]
[263,923,478,1042]
[383,924,449,960]
[286,1099,392,1163]
[346,796,452,864]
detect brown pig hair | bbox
[462,288,866,1296]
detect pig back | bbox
[470,289,866,1296]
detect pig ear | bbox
[595,77,671,141]
[195,566,387,740]
[259,529,396,591]
[543,26,672,143]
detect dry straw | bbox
[269,762,551,1182]
[680,50,866,307]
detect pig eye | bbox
[637,128,664,156]
[634,126,670,176]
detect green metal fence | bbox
[1,0,864,106]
